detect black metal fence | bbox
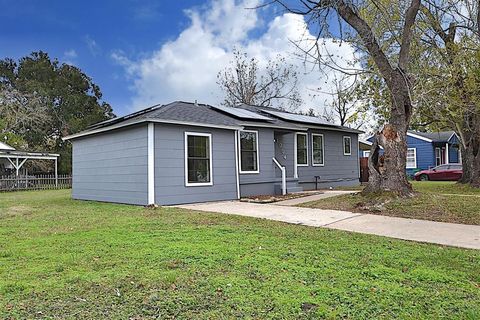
[0,174,72,192]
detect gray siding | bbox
[297,130,360,189]
[239,127,360,196]
[154,124,237,205]
[239,127,277,196]
[72,124,149,205]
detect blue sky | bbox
[1,0,350,116]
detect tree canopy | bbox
[0,51,115,173]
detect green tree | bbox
[356,0,480,187]
[0,51,115,173]
[270,0,421,196]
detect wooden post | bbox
[55,158,58,188]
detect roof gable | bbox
[0,141,15,151]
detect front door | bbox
[274,132,294,178]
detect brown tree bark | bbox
[458,118,480,187]
[272,0,420,196]
[363,71,414,196]
[421,3,480,188]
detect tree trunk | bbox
[363,71,414,197]
[458,125,480,187]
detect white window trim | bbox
[343,136,352,156]
[147,123,155,204]
[363,150,371,158]
[295,132,309,167]
[184,132,213,187]
[238,130,260,174]
[311,133,325,167]
[435,147,442,166]
[406,147,417,169]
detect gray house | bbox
[64,101,362,205]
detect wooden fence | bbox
[0,174,72,192]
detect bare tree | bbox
[268,0,421,196]
[0,86,51,139]
[217,48,302,109]
[317,74,365,128]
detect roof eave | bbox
[63,118,244,141]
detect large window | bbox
[239,130,259,173]
[296,133,308,166]
[312,134,324,166]
[406,148,417,169]
[343,136,352,155]
[185,132,212,186]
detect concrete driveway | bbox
[177,200,480,250]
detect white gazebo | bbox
[0,142,60,186]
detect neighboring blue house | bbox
[360,131,461,176]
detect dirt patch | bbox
[241,192,323,204]
[1,205,33,218]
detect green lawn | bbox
[306,182,480,225]
[1,190,479,319]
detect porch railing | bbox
[0,174,72,192]
[272,157,286,195]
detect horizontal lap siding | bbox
[407,135,433,175]
[72,124,148,205]
[239,127,276,196]
[154,124,237,205]
[239,127,360,195]
[298,131,359,187]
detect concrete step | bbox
[287,186,303,193]
[274,181,303,195]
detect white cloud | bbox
[113,0,359,115]
[84,35,101,56]
[64,49,77,59]
[63,49,78,65]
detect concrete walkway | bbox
[275,190,358,206]
[176,201,480,250]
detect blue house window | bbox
[406,148,417,169]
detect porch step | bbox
[287,186,303,193]
[274,180,304,195]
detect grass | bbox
[303,181,480,226]
[0,190,479,319]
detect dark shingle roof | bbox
[136,101,241,127]
[409,131,456,143]
[68,101,362,140]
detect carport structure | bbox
[0,149,60,186]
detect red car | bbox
[414,164,463,181]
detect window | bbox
[185,132,212,186]
[406,148,417,169]
[296,133,308,166]
[312,134,324,166]
[435,147,443,166]
[239,130,259,173]
[363,151,371,158]
[343,136,352,155]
